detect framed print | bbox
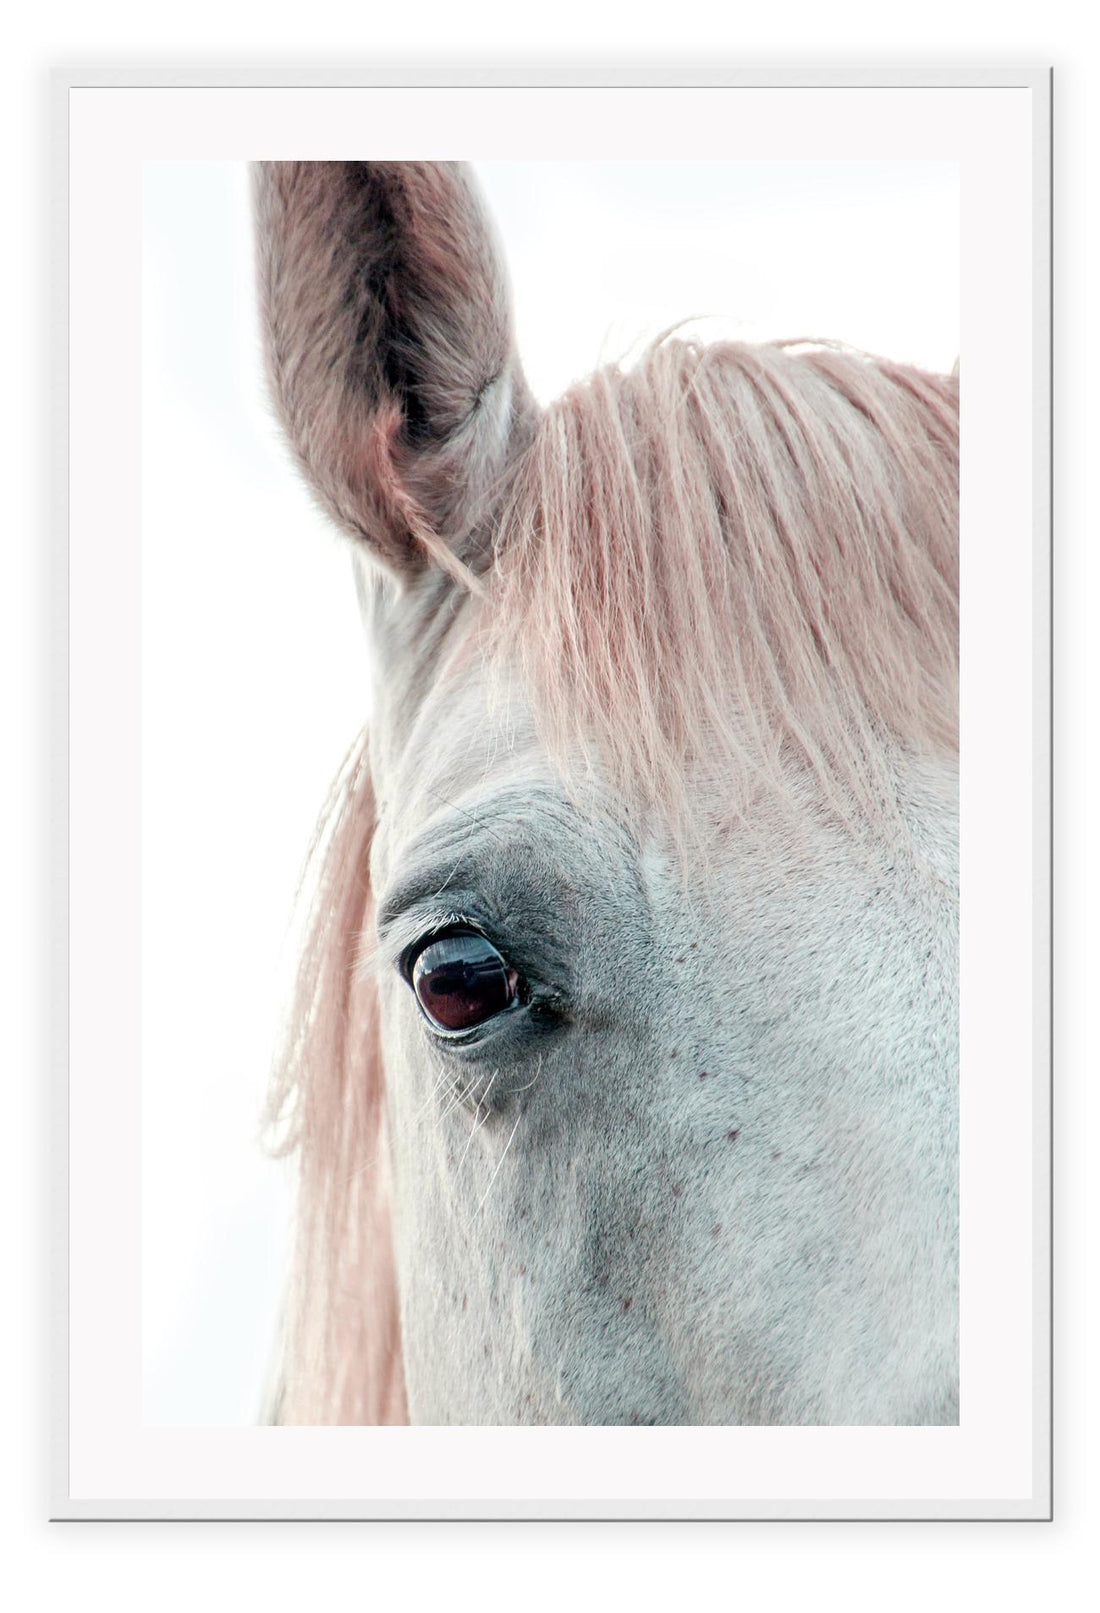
[57,64,1051,1520]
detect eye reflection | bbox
[410,931,520,1034]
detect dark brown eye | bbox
[410,931,520,1034]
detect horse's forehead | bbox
[370,619,543,836]
[371,636,717,921]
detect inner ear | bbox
[254,162,537,587]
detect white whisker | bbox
[455,1073,497,1171]
[469,1107,523,1224]
[508,1057,543,1097]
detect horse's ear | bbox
[253,162,535,587]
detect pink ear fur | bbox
[253,162,535,586]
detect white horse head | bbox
[254,162,959,1425]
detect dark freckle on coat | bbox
[461,1294,468,1312]
[675,956,685,964]
[711,1225,722,1237]
[671,1184,684,1199]
[690,942,698,950]
[727,1129,741,1143]
[622,1298,633,1313]
[519,1265,527,1276]
[669,1051,678,1060]
[698,1071,709,1081]
[771,1150,783,1160]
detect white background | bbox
[142,157,959,1429]
[7,7,1095,1613]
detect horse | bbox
[252,161,959,1426]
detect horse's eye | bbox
[410,931,520,1034]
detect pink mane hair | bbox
[267,335,958,1424]
[264,734,407,1425]
[484,336,959,836]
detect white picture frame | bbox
[56,64,1052,1521]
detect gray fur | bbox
[366,615,958,1424]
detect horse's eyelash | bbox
[398,914,490,979]
[360,911,487,981]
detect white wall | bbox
[141,159,958,1424]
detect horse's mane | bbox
[485,336,958,834]
[266,335,958,1424]
[264,734,406,1425]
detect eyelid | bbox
[397,916,491,981]
[359,907,486,982]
